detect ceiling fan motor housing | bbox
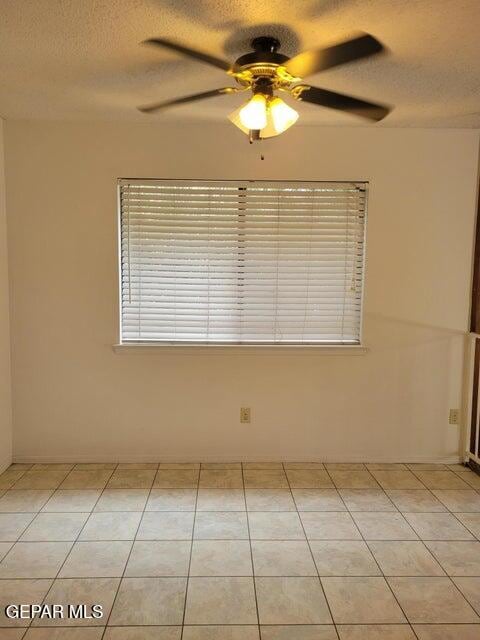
[252,36,281,53]
[234,36,289,69]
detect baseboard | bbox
[12,453,464,464]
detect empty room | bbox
[1,0,480,638]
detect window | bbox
[119,179,367,345]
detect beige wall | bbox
[4,120,479,462]
[0,120,12,471]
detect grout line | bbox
[1,466,30,491]
[3,622,480,631]
[3,512,39,543]
[1,539,479,551]
[92,482,153,640]
[2,572,479,580]
[243,463,261,639]
[284,461,338,635]
[4,623,480,629]
[447,508,480,538]
[98,474,155,638]
[9,464,78,486]
[449,512,480,539]
[179,471,200,639]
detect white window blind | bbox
[119,179,367,345]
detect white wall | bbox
[4,121,479,462]
[0,120,12,471]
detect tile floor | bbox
[0,462,479,639]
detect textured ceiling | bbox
[0,0,479,126]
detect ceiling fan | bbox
[138,33,391,141]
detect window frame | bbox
[116,177,369,350]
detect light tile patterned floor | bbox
[0,462,479,639]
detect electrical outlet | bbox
[240,407,251,423]
[449,409,460,425]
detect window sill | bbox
[112,343,369,355]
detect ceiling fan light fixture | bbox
[268,97,299,133]
[229,94,299,139]
[238,93,268,130]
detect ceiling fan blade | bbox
[143,38,233,73]
[285,33,384,79]
[291,84,391,121]
[138,87,239,113]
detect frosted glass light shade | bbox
[239,94,268,130]
[269,97,299,133]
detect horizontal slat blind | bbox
[119,179,367,344]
